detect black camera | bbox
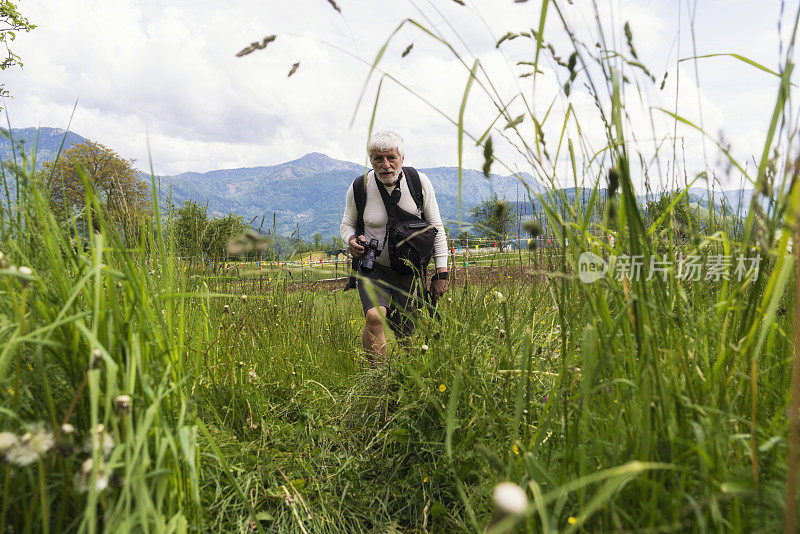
[358,238,382,274]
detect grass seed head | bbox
[607,167,620,198]
[492,200,508,220]
[523,219,542,237]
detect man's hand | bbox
[348,235,366,259]
[430,269,448,297]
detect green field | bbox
[3,0,800,531]
[0,167,796,531]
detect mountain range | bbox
[1,127,754,238]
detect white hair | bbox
[367,130,404,158]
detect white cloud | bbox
[1,0,789,191]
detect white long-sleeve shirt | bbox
[340,169,449,269]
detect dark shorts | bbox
[357,263,421,337]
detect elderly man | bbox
[340,130,449,366]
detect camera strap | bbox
[374,172,402,252]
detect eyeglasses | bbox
[369,154,398,164]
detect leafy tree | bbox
[171,200,209,258]
[41,141,152,230]
[312,232,324,250]
[203,214,247,261]
[1,1,35,103]
[469,193,517,241]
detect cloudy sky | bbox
[2,0,795,189]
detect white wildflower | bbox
[493,482,528,516]
[18,266,33,276]
[420,344,428,353]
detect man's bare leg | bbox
[362,306,388,367]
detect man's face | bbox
[370,149,404,184]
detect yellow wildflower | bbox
[438,384,446,392]
[513,444,519,455]
[568,516,577,525]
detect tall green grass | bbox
[0,0,798,531]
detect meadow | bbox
[0,155,795,532]
[2,0,800,532]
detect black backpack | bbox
[352,167,437,275]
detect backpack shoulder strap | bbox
[402,166,424,217]
[352,172,367,235]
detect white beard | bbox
[376,171,401,185]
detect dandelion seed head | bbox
[86,424,114,457]
[75,458,110,493]
[0,432,18,454]
[115,394,132,416]
[91,349,103,368]
[6,424,53,466]
[421,344,428,353]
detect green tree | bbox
[469,194,517,241]
[171,200,209,258]
[203,214,247,260]
[1,1,36,104]
[41,141,152,234]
